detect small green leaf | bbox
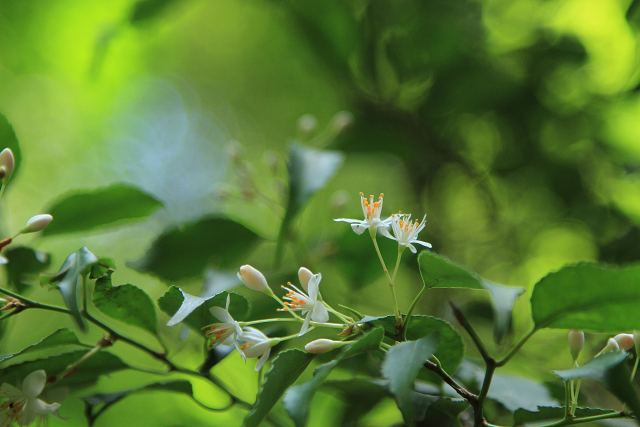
[0,329,86,364]
[92,274,158,335]
[483,281,524,343]
[323,379,390,425]
[276,143,344,265]
[554,351,640,423]
[531,263,640,332]
[0,350,128,388]
[243,349,315,427]
[372,315,464,384]
[158,286,250,332]
[417,251,484,290]
[44,247,100,331]
[4,246,51,293]
[42,184,162,237]
[283,328,384,426]
[128,216,260,281]
[513,406,613,424]
[381,333,440,426]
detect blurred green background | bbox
[2,0,640,425]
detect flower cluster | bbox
[0,371,61,427]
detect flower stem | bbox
[371,234,391,282]
[496,327,537,367]
[243,317,345,329]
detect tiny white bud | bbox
[298,267,313,293]
[0,148,14,183]
[305,339,344,354]
[21,214,53,234]
[614,333,635,351]
[237,265,269,292]
[568,330,584,361]
[227,140,245,163]
[262,151,279,175]
[329,111,354,135]
[604,337,620,353]
[297,114,318,134]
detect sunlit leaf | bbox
[128,216,260,281]
[243,349,315,427]
[42,184,162,236]
[531,263,640,332]
[0,329,87,364]
[283,328,384,426]
[554,351,640,424]
[381,333,440,425]
[92,272,158,335]
[158,286,250,332]
[43,247,100,331]
[513,406,613,424]
[276,143,344,265]
[4,246,51,293]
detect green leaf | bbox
[0,350,129,388]
[554,351,640,423]
[0,329,86,364]
[531,263,640,332]
[276,143,344,265]
[483,281,524,343]
[243,349,315,427]
[44,247,100,331]
[42,184,162,236]
[0,113,22,183]
[128,216,260,281]
[323,379,390,425]
[372,315,464,384]
[283,328,384,427]
[92,273,158,335]
[158,286,250,332]
[4,246,51,293]
[513,406,613,424]
[130,0,178,25]
[487,373,558,412]
[381,333,440,426]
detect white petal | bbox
[379,227,395,240]
[255,349,271,371]
[225,294,231,310]
[412,239,432,248]
[298,312,312,337]
[407,243,417,254]
[351,223,368,235]
[310,302,329,323]
[298,267,313,293]
[234,340,247,363]
[31,399,61,414]
[333,218,361,224]
[210,306,234,324]
[307,274,321,301]
[1,382,23,397]
[22,371,46,398]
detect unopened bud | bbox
[227,140,245,164]
[263,151,279,175]
[329,111,354,135]
[297,114,317,135]
[20,214,53,234]
[298,267,313,292]
[237,265,269,292]
[603,338,620,353]
[614,333,635,351]
[568,330,584,361]
[305,339,344,354]
[0,148,14,183]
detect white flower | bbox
[0,370,61,427]
[305,339,345,354]
[298,267,313,292]
[603,338,620,353]
[240,327,275,371]
[279,273,329,336]
[334,193,392,235]
[203,294,245,360]
[237,265,269,292]
[380,213,432,253]
[20,215,53,234]
[613,333,635,351]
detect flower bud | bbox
[298,267,313,292]
[227,140,244,164]
[237,265,269,292]
[305,339,344,354]
[329,111,354,135]
[568,330,584,361]
[603,337,620,353]
[20,214,53,234]
[0,148,14,183]
[297,114,318,135]
[614,333,635,351]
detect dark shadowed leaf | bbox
[42,184,162,236]
[381,333,440,426]
[243,349,315,427]
[130,0,180,25]
[323,379,390,425]
[128,216,260,281]
[0,113,21,182]
[283,328,384,426]
[4,246,51,293]
[531,263,640,332]
[0,329,87,364]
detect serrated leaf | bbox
[531,263,640,332]
[0,350,128,388]
[0,329,86,364]
[45,247,100,331]
[554,351,640,424]
[276,143,344,265]
[243,349,315,427]
[482,281,524,343]
[513,406,613,424]
[4,246,50,293]
[158,286,250,332]
[92,275,158,335]
[372,315,464,384]
[283,328,384,426]
[128,216,260,281]
[381,333,440,426]
[42,184,162,236]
